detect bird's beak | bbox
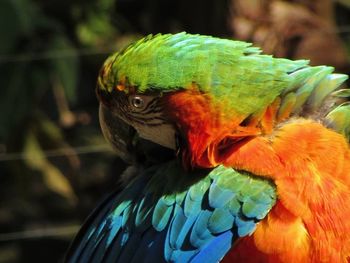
[96,86,112,108]
[97,87,137,163]
[99,103,137,163]
[97,87,177,165]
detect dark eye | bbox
[130,96,145,109]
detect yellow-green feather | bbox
[102,33,306,116]
[100,32,348,128]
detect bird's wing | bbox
[66,160,276,263]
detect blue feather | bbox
[227,198,241,216]
[77,219,109,262]
[235,216,256,237]
[107,216,122,246]
[208,182,235,208]
[122,205,132,228]
[90,225,117,262]
[169,205,196,250]
[208,208,235,234]
[165,205,197,261]
[242,198,271,219]
[162,194,176,206]
[190,231,233,263]
[175,191,187,205]
[190,210,214,248]
[170,249,198,263]
[66,160,277,263]
[152,197,174,231]
[135,195,154,232]
[184,190,203,217]
[99,225,125,261]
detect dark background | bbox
[0,0,349,262]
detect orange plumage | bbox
[166,89,350,262]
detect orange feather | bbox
[165,90,350,262]
[223,121,350,262]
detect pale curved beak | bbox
[99,103,176,165]
[99,103,136,163]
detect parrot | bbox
[66,32,350,263]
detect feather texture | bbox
[92,33,350,262]
[66,160,276,262]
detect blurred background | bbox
[0,0,350,262]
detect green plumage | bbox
[100,32,348,130]
[326,103,350,141]
[103,33,307,116]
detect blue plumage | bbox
[66,160,276,262]
[190,231,234,263]
[190,210,214,248]
[208,183,236,208]
[152,197,173,231]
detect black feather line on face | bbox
[98,88,171,127]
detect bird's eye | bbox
[130,96,145,109]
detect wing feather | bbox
[65,161,276,262]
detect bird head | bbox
[96,32,308,168]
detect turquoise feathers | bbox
[67,160,276,262]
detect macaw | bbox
[66,32,350,263]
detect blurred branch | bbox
[51,74,91,128]
[52,74,76,128]
[338,25,350,33]
[0,47,115,64]
[0,35,138,64]
[0,144,113,162]
[24,132,78,203]
[0,224,80,242]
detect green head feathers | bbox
[98,32,348,131]
[99,32,308,94]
